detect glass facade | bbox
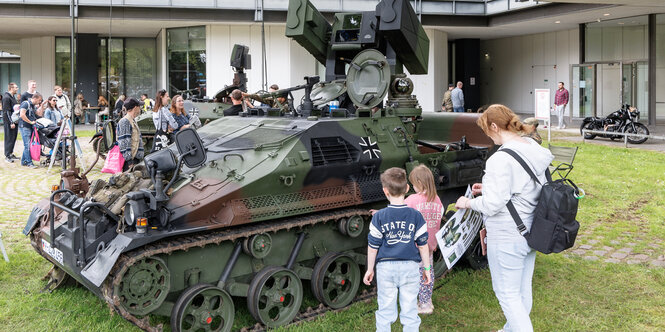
[55,36,156,104]
[99,38,124,103]
[167,26,206,99]
[585,16,650,118]
[55,37,73,95]
[657,14,665,123]
[125,38,156,98]
[0,62,20,96]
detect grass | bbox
[0,138,664,331]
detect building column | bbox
[648,14,656,126]
[411,29,448,113]
[19,37,55,93]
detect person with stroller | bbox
[18,93,44,168]
[117,98,145,171]
[41,96,65,161]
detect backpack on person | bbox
[501,149,582,254]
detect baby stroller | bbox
[34,118,66,165]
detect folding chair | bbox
[548,144,578,179]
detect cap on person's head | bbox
[448,84,454,88]
[124,98,140,110]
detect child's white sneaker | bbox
[417,302,433,315]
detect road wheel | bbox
[171,284,234,332]
[247,266,303,328]
[311,252,360,309]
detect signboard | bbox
[534,89,551,120]
[435,186,484,269]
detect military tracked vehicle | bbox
[25,0,492,331]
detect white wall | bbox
[20,36,55,95]
[411,29,448,113]
[206,24,316,99]
[479,29,579,116]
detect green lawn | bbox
[0,138,664,331]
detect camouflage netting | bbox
[87,167,154,216]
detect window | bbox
[55,37,74,95]
[99,38,124,103]
[125,38,156,99]
[168,26,207,99]
[55,36,156,104]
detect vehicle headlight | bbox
[124,202,137,226]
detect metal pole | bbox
[70,0,76,167]
[548,108,551,142]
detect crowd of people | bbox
[0,80,201,170]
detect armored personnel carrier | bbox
[25,0,491,331]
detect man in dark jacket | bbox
[2,82,19,163]
[223,89,244,116]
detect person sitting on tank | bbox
[224,89,244,116]
[152,89,180,133]
[169,94,191,133]
[117,98,145,171]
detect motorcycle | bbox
[580,104,649,144]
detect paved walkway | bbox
[0,129,110,233]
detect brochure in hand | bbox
[435,185,484,269]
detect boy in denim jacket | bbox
[363,167,432,331]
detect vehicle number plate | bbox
[42,238,64,264]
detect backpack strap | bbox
[500,148,542,185]
[499,148,547,236]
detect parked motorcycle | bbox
[580,105,649,144]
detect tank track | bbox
[100,208,372,332]
[239,267,451,332]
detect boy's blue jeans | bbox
[375,260,421,332]
[487,236,536,332]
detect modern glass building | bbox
[0,0,663,124]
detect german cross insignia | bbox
[359,137,381,159]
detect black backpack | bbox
[501,149,582,254]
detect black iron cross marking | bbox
[359,137,381,159]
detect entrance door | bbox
[621,61,649,119]
[571,64,595,118]
[634,61,649,117]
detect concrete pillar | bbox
[19,36,55,95]
[410,29,448,113]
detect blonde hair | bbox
[476,104,534,137]
[408,165,437,202]
[380,167,408,197]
